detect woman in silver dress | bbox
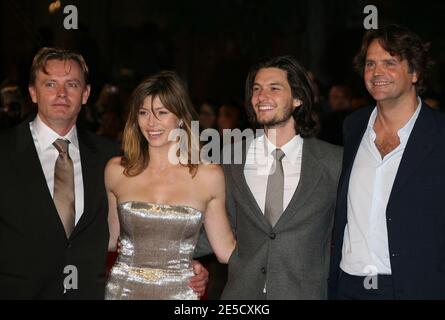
[104,71,236,300]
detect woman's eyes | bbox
[138,110,169,116]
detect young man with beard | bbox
[220,55,342,299]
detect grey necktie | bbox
[264,148,285,227]
[53,139,75,237]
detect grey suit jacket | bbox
[221,137,342,300]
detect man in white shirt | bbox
[329,25,445,299]
[0,47,208,299]
[221,55,342,299]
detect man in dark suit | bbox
[0,47,207,299]
[220,56,342,299]
[329,25,445,299]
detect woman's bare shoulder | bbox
[105,156,126,183]
[197,163,223,176]
[195,163,225,188]
[106,156,125,168]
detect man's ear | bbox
[29,86,37,104]
[412,71,418,84]
[82,84,91,105]
[292,98,302,109]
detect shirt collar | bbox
[397,97,422,140]
[263,133,303,164]
[367,96,422,144]
[31,114,79,151]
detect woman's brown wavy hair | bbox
[121,71,200,177]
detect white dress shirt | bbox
[244,133,303,214]
[29,115,84,225]
[340,99,422,276]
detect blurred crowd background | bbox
[1,0,444,143]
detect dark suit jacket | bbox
[329,103,445,299]
[0,119,119,299]
[221,137,342,300]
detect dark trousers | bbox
[337,270,395,300]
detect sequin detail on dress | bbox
[105,201,203,300]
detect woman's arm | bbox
[105,157,121,252]
[202,165,236,263]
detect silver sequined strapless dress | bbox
[105,201,203,300]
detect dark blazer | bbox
[221,137,342,300]
[329,103,445,299]
[0,119,119,299]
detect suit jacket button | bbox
[269,233,276,240]
[261,267,266,274]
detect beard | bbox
[256,103,295,128]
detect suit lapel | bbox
[15,121,67,238]
[337,108,373,213]
[70,129,102,239]
[274,138,322,229]
[229,138,272,231]
[388,105,437,204]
